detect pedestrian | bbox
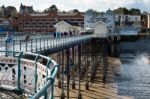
[53,32,56,38]
[61,32,63,37]
[5,31,13,56]
[5,31,13,43]
[23,34,31,42]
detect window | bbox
[128,18,131,21]
[87,20,90,23]
[91,19,94,23]
[135,17,138,21]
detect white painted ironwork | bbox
[0,51,58,99]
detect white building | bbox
[84,9,142,36]
[115,14,141,28]
[84,9,96,30]
[84,9,115,34]
[93,21,109,37]
[105,9,115,33]
[54,21,83,34]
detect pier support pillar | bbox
[61,50,65,99]
[61,92,65,99]
[66,49,70,99]
[85,60,90,90]
[71,47,76,89]
[78,45,82,99]
[111,44,115,56]
[115,42,120,57]
[102,39,108,85]
[90,40,95,81]
[57,52,62,89]
[84,43,90,90]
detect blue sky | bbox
[0,0,150,12]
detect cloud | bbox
[0,0,149,12]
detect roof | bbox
[30,14,49,16]
[64,21,80,26]
[93,21,109,27]
[54,20,82,28]
[106,8,114,15]
[54,21,72,27]
[18,12,83,19]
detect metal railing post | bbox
[61,50,65,99]
[25,41,27,51]
[56,38,59,47]
[47,37,48,49]
[55,38,57,47]
[53,38,54,48]
[78,45,82,99]
[1,36,2,44]
[45,59,51,99]
[36,38,37,53]
[13,40,15,57]
[40,38,41,51]
[31,39,33,52]
[5,42,8,57]
[17,51,23,90]
[34,54,39,93]
[66,49,70,99]
[20,40,21,51]
[44,38,45,50]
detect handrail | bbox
[32,65,58,99]
[0,34,94,56]
[0,34,93,41]
[0,51,59,99]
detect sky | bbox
[0,0,150,12]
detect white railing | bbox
[0,51,59,99]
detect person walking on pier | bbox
[23,34,31,42]
[5,31,13,43]
[5,31,13,56]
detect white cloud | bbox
[0,0,149,12]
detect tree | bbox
[44,5,58,13]
[7,6,17,11]
[113,7,129,14]
[7,6,18,18]
[11,10,18,19]
[129,8,141,15]
[62,10,67,14]
[72,9,79,13]
[142,11,148,15]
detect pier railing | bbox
[93,33,109,38]
[0,51,59,99]
[0,34,93,56]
